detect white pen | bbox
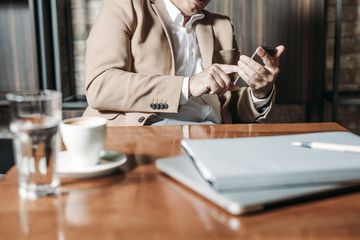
[292,141,360,154]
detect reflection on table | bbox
[1,123,360,240]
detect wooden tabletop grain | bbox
[1,122,360,240]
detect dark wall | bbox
[0,0,39,95]
[206,0,327,105]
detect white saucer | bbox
[57,150,127,178]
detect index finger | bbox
[215,64,240,75]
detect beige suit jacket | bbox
[83,0,274,126]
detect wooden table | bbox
[1,122,360,240]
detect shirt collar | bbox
[164,0,205,27]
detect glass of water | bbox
[6,90,62,199]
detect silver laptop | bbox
[156,155,359,215]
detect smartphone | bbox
[234,46,277,87]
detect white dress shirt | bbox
[149,0,271,125]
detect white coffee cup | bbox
[60,117,107,167]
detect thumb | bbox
[274,45,285,65]
[275,45,285,58]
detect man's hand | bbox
[237,45,285,99]
[189,64,240,98]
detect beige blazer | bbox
[83,0,274,126]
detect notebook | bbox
[156,155,360,215]
[180,131,360,191]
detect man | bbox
[83,0,284,126]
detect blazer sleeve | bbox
[85,0,183,113]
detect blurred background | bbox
[0,0,359,134]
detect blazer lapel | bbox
[151,0,176,75]
[195,17,214,68]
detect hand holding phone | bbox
[234,46,277,87]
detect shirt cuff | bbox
[250,85,274,111]
[179,77,190,105]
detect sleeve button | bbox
[138,116,145,123]
[150,103,156,109]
